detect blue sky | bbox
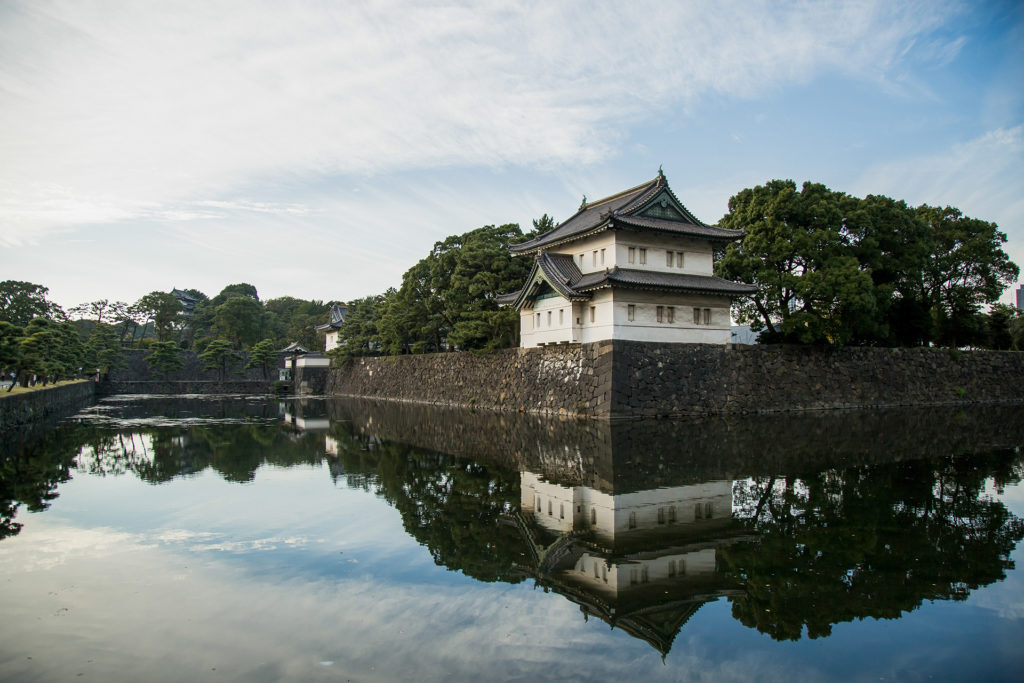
[1,0,1022,309]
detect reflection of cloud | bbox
[0,1,962,242]
[0,518,808,682]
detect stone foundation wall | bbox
[0,381,96,449]
[101,349,282,394]
[327,342,1024,418]
[327,342,613,417]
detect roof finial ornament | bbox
[579,195,587,211]
[658,164,664,179]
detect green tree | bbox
[0,281,57,326]
[918,205,1019,347]
[331,294,389,360]
[146,341,184,378]
[715,180,879,344]
[378,223,530,353]
[17,318,63,385]
[246,339,278,380]
[0,321,23,391]
[85,323,123,378]
[198,339,241,382]
[214,295,263,348]
[135,292,183,342]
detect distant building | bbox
[500,172,754,347]
[171,288,199,314]
[316,303,347,351]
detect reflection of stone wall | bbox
[326,398,1024,491]
[327,342,1024,418]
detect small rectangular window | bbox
[667,306,675,323]
[704,308,711,325]
[676,251,684,267]
[668,560,676,577]
[600,248,606,265]
[656,306,664,323]
[627,304,635,322]
[579,253,584,267]
[705,502,713,518]
[628,247,635,264]
[548,500,552,516]
[628,511,637,529]
[593,563,599,579]
[589,306,595,323]
[592,250,597,266]
[560,503,564,519]
[693,307,701,324]
[547,311,551,326]
[668,506,677,523]
[537,312,542,326]
[695,503,703,519]
[639,248,647,264]
[657,507,666,525]
[559,309,564,325]
[666,251,673,267]
[535,495,541,512]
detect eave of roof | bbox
[509,173,741,255]
[574,268,757,296]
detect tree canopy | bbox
[716,180,1019,347]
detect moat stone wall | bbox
[101,349,281,395]
[0,381,96,455]
[327,342,613,416]
[327,342,1024,418]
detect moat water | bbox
[1,395,1023,682]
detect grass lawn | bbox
[0,378,90,397]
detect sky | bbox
[1,0,1022,310]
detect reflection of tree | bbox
[330,434,527,583]
[722,450,1024,641]
[0,428,80,539]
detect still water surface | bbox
[1,396,1023,682]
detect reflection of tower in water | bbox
[514,472,750,656]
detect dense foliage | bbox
[716,180,1020,346]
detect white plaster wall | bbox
[295,355,330,368]
[572,547,718,595]
[613,233,714,276]
[611,481,733,534]
[325,330,340,351]
[522,472,578,533]
[610,291,732,344]
[520,295,576,348]
[550,233,617,275]
[578,290,615,344]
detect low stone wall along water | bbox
[327,341,1024,418]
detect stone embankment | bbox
[0,381,96,438]
[326,341,1024,418]
[101,349,280,395]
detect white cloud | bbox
[0,0,961,243]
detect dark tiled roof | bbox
[502,252,591,309]
[315,303,347,332]
[575,268,757,296]
[281,342,310,353]
[510,177,664,254]
[610,216,743,242]
[510,173,729,254]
